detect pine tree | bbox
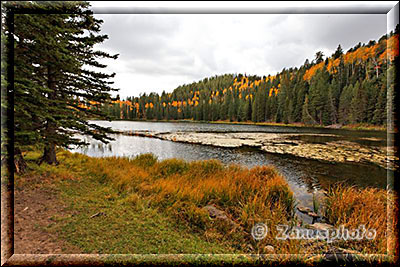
[372,82,387,125]
[246,97,252,121]
[228,93,235,121]
[327,78,341,124]
[11,2,119,164]
[255,86,266,122]
[351,81,367,123]
[294,82,307,122]
[251,98,257,122]
[314,51,325,64]
[338,84,354,124]
[332,44,343,59]
[237,100,246,122]
[302,95,317,124]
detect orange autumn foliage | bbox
[303,62,325,82]
[387,34,399,61]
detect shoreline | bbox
[89,118,388,133]
[14,149,393,258]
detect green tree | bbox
[314,51,324,64]
[228,93,235,121]
[372,82,387,125]
[327,78,340,124]
[332,44,343,59]
[255,86,266,122]
[11,2,118,164]
[308,68,330,124]
[350,81,367,123]
[302,94,317,124]
[338,84,354,124]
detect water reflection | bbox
[91,120,388,142]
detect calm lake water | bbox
[69,120,390,223]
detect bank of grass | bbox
[110,118,387,132]
[323,184,398,255]
[17,151,240,254]
[210,121,386,132]
[63,151,300,254]
[341,123,387,132]
[18,149,301,255]
[15,149,395,263]
[209,120,318,128]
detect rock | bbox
[321,247,361,261]
[124,131,397,170]
[308,212,319,218]
[203,205,237,228]
[242,140,263,147]
[263,245,274,254]
[297,206,312,214]
[334,247,361,254]
[325,124,342,129]
[308,222,334,231]
[203,205,225,218]
[90,212,105,218]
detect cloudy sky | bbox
[88,2,393,98]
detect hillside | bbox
[93,31,398,126]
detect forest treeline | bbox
[95,30,398,126]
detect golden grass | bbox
[17,149,396,260]
[323,184,396,254]
[54,151,301,253]
[341,123,387,132]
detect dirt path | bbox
[14,177,81,254]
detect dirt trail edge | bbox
[14,177,81,254]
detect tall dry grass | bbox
[323,183,396,254]
[58,151,300,253]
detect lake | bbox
[69,120,390,223]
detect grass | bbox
[14,149,396,263]
[312,192,320,214]
[17,149,301,255]
[323,183,398,255]
[17,151,241,254]
[211,121,386,132]
[66,151,300,253]
[53,174,239,254]
[341,123,387,132]
[209,120,320,128]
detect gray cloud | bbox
[302,14,387,52]
[91,12,387,98]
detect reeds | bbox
[323,183,395,254]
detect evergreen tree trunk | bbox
[14,148,28,174]
[43,140,57,165]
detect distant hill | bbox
[97,30,398,126]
